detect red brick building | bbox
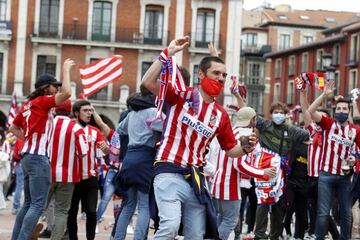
[265,20,360,119]
[0,0,243,127]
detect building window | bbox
[288,55,295,76]
[279,34,290,50]
[248,62,261,85]
[301,52,308,72]
[275,58,281,79]
[334,71,340,96]
[333,44,340,65]
[303,35,313,44]
[39,0,59,37]
[0,53,3,91]
[195,8,215,48]
[274,83,280,101]
[245,33,257,47]
[193,64,199,86]
[92,1,112,41]
[141,61,152,78]
[144,5,164,45]
[349,70,358,92]
[316,49,323,71]
[36,55,56,77]
[88,58,108,100]
[0,0,6,21]
[287,80,294,104]
[350,34,359,62]
[248,91,262,114]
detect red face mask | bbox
[200,77,223,97]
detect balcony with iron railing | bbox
[31,22,169,49]
[187,31,221,53]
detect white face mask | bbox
[272,113,285,125]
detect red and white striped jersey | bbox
[81,125,106,180]
[50,116,88,183]
[156,85,237,168]
[319,116,360,175]
[13,95,56,157]
[307,123,323,177]
[211,127,265,201]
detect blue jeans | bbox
[96,168,116,221]
[12,165,24,210]
[11,154,51,240]
[114,186,150,240]
[315,172,352,240]
[213,198,241,240]
[153,173,206,240]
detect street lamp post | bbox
[322,51,336,109]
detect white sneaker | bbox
[126,225,134,234]
[95,225,99,234]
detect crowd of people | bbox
[0,35,360,240]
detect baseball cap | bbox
[55,99,72,114]
[236,107,256,127]
[35,74,62,89]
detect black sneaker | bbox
[38,228,52,238]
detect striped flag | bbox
[7,91,18,128]
[79,55,123,97]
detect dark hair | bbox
[270,101,289,114]
[56,110,70,117]
[27,84,50,100]
[140,84,152,96]
[72,100,91,115]
[0,127,4,145]
[335,98,351,110]
[179,66,190,87]
[318,108,330,117]
[199,56,225,75]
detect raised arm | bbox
[92,108,111,138]
[141,36,190,96]
[299,88,312,127]
[309,80,334,123]
[55,59,74,106]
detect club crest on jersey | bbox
[24,102,32,110]
[181,113,214,138]
[347,129,355,140]
[209,115,217,128]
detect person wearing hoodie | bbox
[113,85,163,240]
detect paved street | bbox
[0,196,155,240]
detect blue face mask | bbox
[334,112,349,124]
[272,113,286,125]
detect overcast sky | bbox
[243,0,360,12]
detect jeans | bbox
[68,176,98,240]
[114,186,150,240]
[96,168,116,221]
[12,165,24,210]
[153,173,206,240]
[213,198,241,240]
[11,154,51,240]
[315,172,352,240]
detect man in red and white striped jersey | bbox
[40,99,87,239]
[308,80,360,240]
[142,36,257,239]
[67,100,109,240]
[210,107,276,240]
